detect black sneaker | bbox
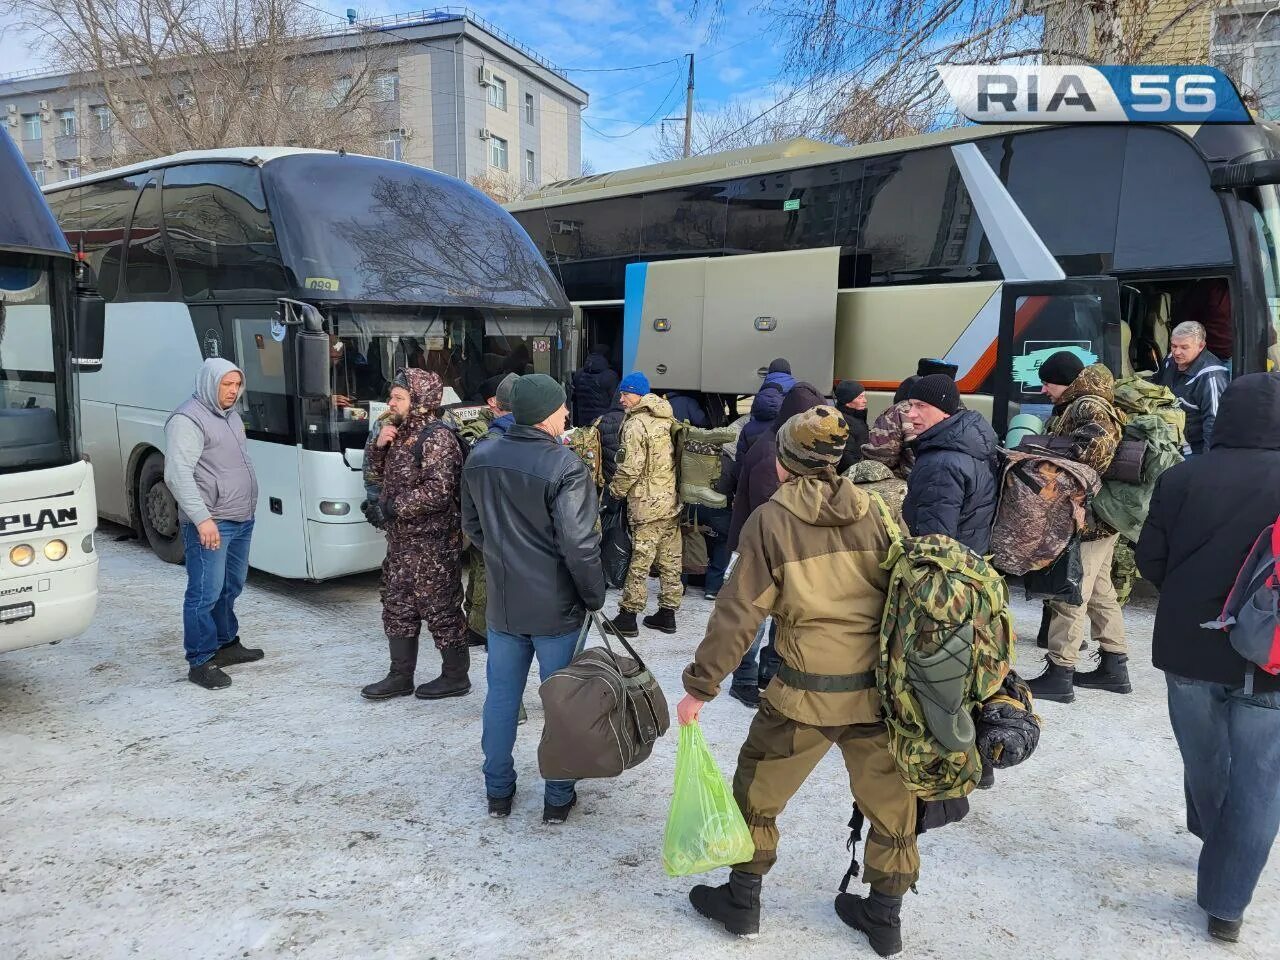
[488,790,515,819]
[188,662,231,690]
[542,794,578,824]
[1208,915,1242,943]
[211,638,264,667]
[729,685,760,709]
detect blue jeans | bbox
[1165,672,1280,921]
[693,505,732,595]
[732,617,780,694]
[483,626,580,806]
[181,519,254,667]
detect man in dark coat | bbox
[835,379,869,472]
[571,344,619,427]
[666,390,710,427]
[735,386,785,464]
[1156,321,1229,456]
[901,375,998,554]
[1136,372,1280,946]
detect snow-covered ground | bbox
[2,527,1276,960]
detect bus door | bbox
[992,277,1123,439]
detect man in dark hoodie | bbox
[901,375,998,554]
[571,344,619,427]
[835,379,870,472]
[1137,372,1280,946]
[735,384,786,464]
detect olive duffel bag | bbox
[538,612,670,780]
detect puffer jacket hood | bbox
[399,368,444,427]
[630,392,674,421]
[772,473,869,528]
[583,352,609,375]
[750,387,785,423]
[914,408,998,461]
[772,382,829,435]
[1054,363,1115,412]
[194,357,244,419]
[1211,372,1280,450]
[762,370,797,395]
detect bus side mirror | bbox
[296,329,331,399]
[72,294,105,374]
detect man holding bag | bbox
[676,407,919,957]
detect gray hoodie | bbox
[164,358,259,525]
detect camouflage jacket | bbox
[610,393,680,523]
[1046,364,1123,540]
[365,369,463,539]
[861,400,916,480]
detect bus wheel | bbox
[137,453,184,565]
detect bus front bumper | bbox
[306,519,387,581]
[0,557,99,654]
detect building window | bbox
[383,129,403,162]
[58,108,76,137]
[328,76,353,107]
[487,75,507,111]
[525,92,534,124]
[374,72,399,102]
[92,105,112,132]
[22,113,41,141]
[129,103,147,129]
[525,149,536,183]
[63,164,80,181]
[28,163,44,186]
[1214,9,1280,118]
[489,135,508,171]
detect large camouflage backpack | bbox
[846,459,907,519]
[868,494,1015,801]
[989,450,1100,577]
[565,424,605,489]
[678,425,739,508]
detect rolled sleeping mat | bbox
[1004,413,1046,449]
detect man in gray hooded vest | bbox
[165,358,262,690]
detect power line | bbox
[581,66,684,139]
[562,59,682,74]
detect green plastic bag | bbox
[662,722,755,877]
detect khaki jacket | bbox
[609,393,679,523]
[683,473,895,727]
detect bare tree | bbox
[469,170,533,204]
[3,0,393,164]
[650,95,821,161]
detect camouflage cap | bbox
[848,459,893,483]
[776,405,848,476]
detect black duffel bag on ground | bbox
[538,612,670,780]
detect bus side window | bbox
[122,174,175,298]
[47,178,134,302]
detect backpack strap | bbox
[867,492,901,545]
[1271,520,1280,588]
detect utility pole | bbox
[682,53,695,158]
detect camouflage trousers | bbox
[381,528,466,661]
[732,701,920,897]
[464,545,487,637]
[1111,537,1140,607]
[621,516,683,613]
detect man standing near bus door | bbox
[360,369,469,702]
[165,358,262,691]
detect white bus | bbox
[0,130,102,653]
[44,148,570,580]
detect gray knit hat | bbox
[511,374,566,426]
[776,406,848,476]
[494,372,519,412]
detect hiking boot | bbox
[542,793,577,824]
[689,869,761,938]
[978,759,996,790]
[488,790,514,819]
[643,607,678,634]
[1027,660,1076,704]
[835,889,904,957]
[363,635,417,700]
[1208,915,1242,943]
[465,628,488,648]
[610,609,639,638]
[188,662,231,690]
[211,638,264,667]
[729,685,760,709]
[1073,651,1133,694]
[415,645,471,699]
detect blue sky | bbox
[0,1,777,174]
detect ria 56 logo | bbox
[937,65,1250,124]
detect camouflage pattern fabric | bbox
[565,424,605,489]
[989,451,1100,577]
[622,516,683,612]
[366,369,466,650]
[679,425,739,507]
[861,400,916,479]
[610,393,680,524]
[1044,364,1124,541]
[868,494,1014,801]
[1111,537,1140,607]
[1112,376,1186,448]
[452,406,494,448]
[846,460,908,519]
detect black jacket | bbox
[596,399,625,486]
[572,354,619,427]
[1136,373,1280,692]
[902,410,999,554]
[1156,348,1229,455]
[462,424,606,635]
[838,408,870,472]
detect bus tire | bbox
[137,453,184,565]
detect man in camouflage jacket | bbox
[1028,354,1133,703]
[608,373,682,637]
[860,376,920,479]
[360,368,469,702]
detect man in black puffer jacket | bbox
[572,345,619,427]
[901,375,998,554]
[1137,373,1280,946]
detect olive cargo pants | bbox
[732,701,920,897]
[1047,533,1129,668]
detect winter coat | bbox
[1155,348,1229,455]
[902,409,999,555]
[728,383,828,550]
[572,353,619,427]
[1136,373,1280,693]
[462,424,606,635]
[1045,364,1124,540]
[480,412,514,444]
[609,393,679,524]
[761,370,797,395]
[735,388,785,463]
[861,400,916,479]
[667,391,709,427]
[684,472,896,727]
[838,408,870,473]
[596,400,625,486]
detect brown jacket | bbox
[683,472,895,727]
[1046,364,1123,540]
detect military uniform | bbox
[610,393,683,613]
[455,407,495,638]
[860,400,916,479]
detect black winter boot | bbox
[643,607,678,634]
[835,889,904,957]
[415,645,471,699]
[610,609,639,638]
[1073,651,1133,693]
[361,635,417,700]
[212,637,264,667]
[1027,660,1076,704]
[1208,915,1242,943]
[689,869,761,938]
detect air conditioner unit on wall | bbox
[478,66,495,87]
[42,159,53,168]
[478,127,491,140]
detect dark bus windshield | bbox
[263,154,570,312]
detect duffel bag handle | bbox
[576,610,650,670]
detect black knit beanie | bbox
[917,358,959,379]
[1037,350,1085,387]
[834,380,865,406]
[908,374,960,416]
[893,375,920,405]
[768,358,792,375]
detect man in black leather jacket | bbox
[462,374,606,826]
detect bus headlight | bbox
[44,540,68,561]
[319,501,351,516]
[10,545,34,567]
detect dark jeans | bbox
[1165,672,1280,921]
[732,617,780,694]
[181,518,254,667]
[482,626,580,806]
[693,505,732,595]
